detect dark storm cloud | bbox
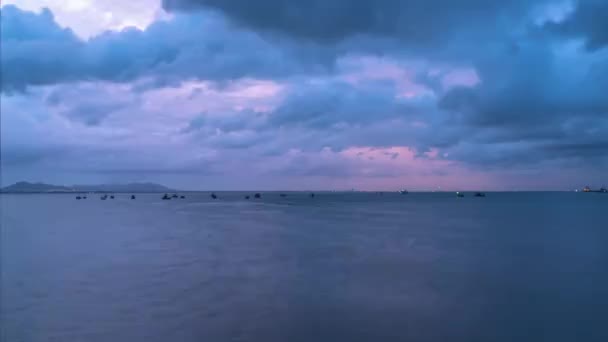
[268,81,422,129]
[45,84,137,126]
[61,102,124,126]
[0,5,332,92]
[1,6,85,92]
[182,110,266,134]
[181,110,271,149]
[162,0,548,46]
[545,0,608,51]
[435,28,608,166]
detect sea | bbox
[1,192,607,342]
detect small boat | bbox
[76,196,82,200]
[180,195,185,199]
[172,194,178,199]
[310,193,315,198]
[131,195,136,200]
[399,189,409,194]
[456,192,464,198]
[245,195,250,200]
[110,195,115,199]
[254,193,261,199]
[280,193,287,198]
[83,196,87,199]
[211,193,218,199]
[101,195,108,200]
[162,194,171,200]
[474,192,486,197]
[584,186,608,193]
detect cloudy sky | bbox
[1,0,607,190]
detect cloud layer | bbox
[1,5,332,92]
[1,1,607,189]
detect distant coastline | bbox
[2,181,606,194]
[0,181,176,194]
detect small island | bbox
[1,181,176,194]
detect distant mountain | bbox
[0,181,74,193]
[1,181,175,193]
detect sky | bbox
[1,0,607,190]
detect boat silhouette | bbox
[583,186,607,193]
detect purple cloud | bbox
[1,1,607,189]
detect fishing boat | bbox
[474,192,486,197]
[162,194,171,200]
[583,186,608,193]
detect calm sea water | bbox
[1,192,607,341]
